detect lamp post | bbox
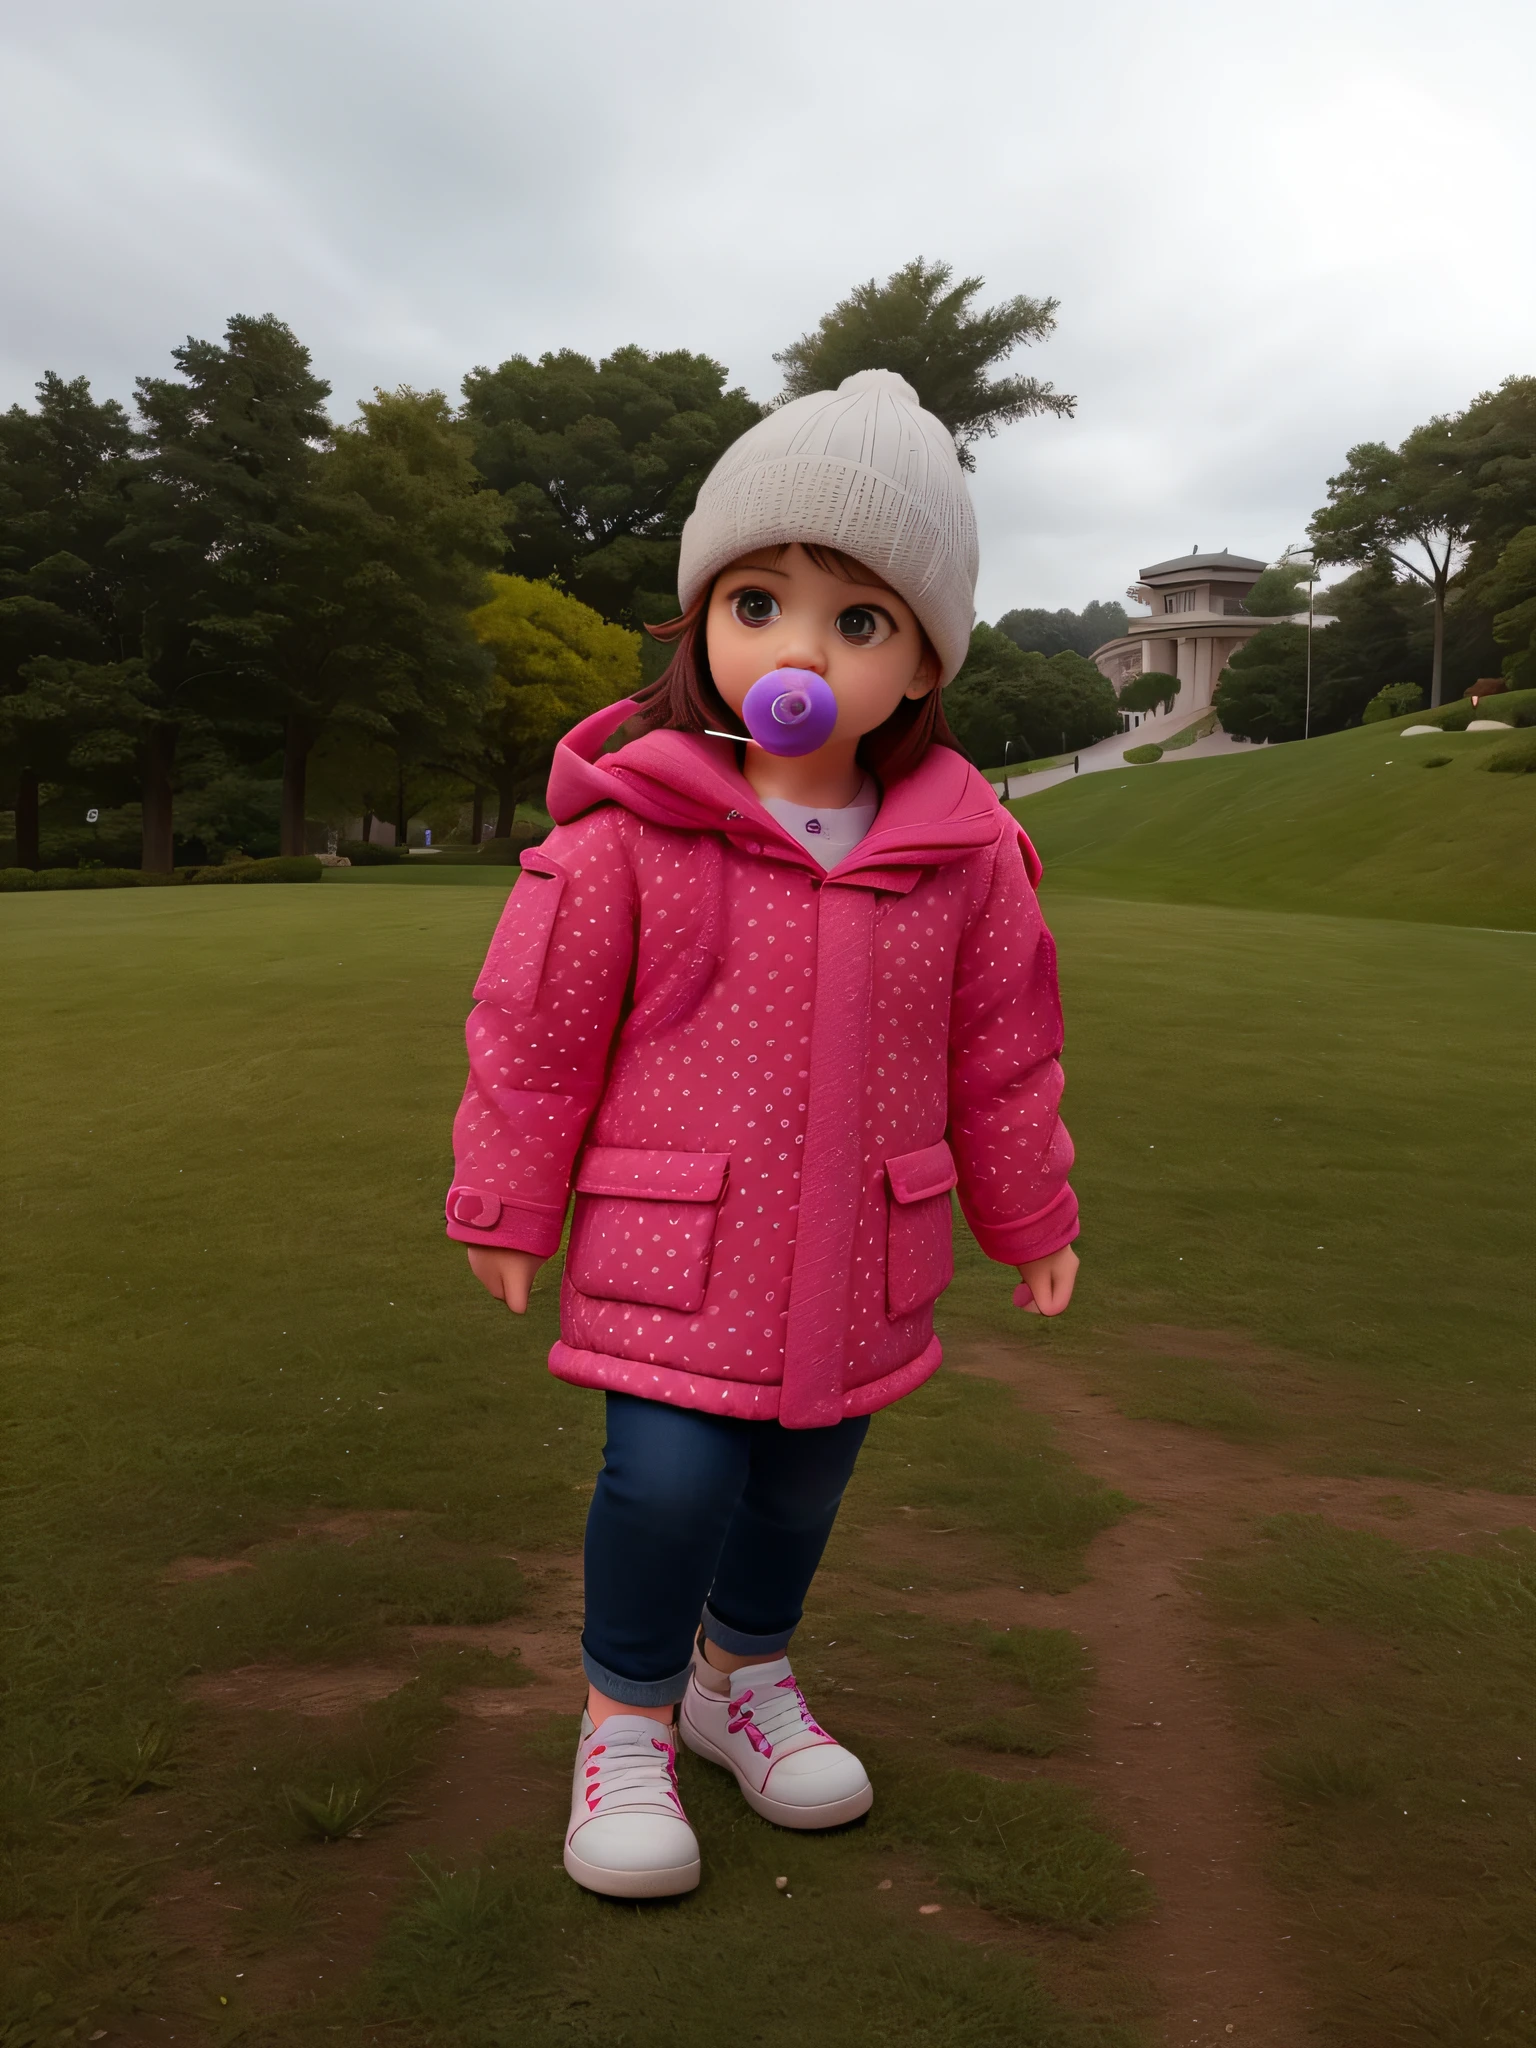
[1304,556,1316,741]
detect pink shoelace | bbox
[583,1729,685,1817]
[726,1672,829,1760]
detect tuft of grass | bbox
[283,1775,404,1842]
[1480,731,1536,774]
[872,1760,1152,1934]
[1111,1356,1277,1442]
[941,1709,1065,1756]
[982,1624,1093,1701]
[1259,1741,1384,1808]
[89,1720,177,1801]
[854,1375,1128,1592]
[170,1532,526,1670]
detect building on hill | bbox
[1090,549,1332,722]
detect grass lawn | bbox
[2,836,1531,2040]
[1014,712,1536,928]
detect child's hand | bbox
[1013,1246,1079,1317]
[466,1246,546,1314]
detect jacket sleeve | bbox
[445,809,636,1257]
[945,826,1079,1266]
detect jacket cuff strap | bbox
[444,1186,565,1258]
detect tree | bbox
[1310,415,1484,708]
[1118,670,1180,716]
[0,374,137,865]
[1361,682,1424,723]
[774,258,1074,468]
[996,599,1128,658]
[1471,526,1536,691]
[113,314,333,868]
[945,626,1119,765]
[1214,627,1307,742]
[445,575,639,835]
[461,347,762,631]
[1243,553,1314,617]
[199,387,507,854]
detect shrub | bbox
[1423,687,1536,732]
[188,856,322,884]
[1478,733,1536,774]
[0,867,174,892]
[338,839,409,866]
[1123,742,1163,764]
[1362,682,1425,723]
[1119,670,1180,715]
[475,829,547,864]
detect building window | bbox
[1164,590,1196,613]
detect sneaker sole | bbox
[563,1840,701,1898]
[679,1708,874,1830]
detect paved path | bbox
[994,715,1271,802]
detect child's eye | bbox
[835,605,894,647]
[731,589,780,628]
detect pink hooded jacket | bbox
[445,700,1077,1429]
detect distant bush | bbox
[1119,671,1180,716]
[1123,743,1163,764]
[0,858,322,891]
[475,829,547,864]
[1479,733,1536,774]
[338,839,409,866]
[0,867,174,892]
[1362,682,1425,724]
[187,857,322,884]
[1423,687,1536,732]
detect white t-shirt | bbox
[760,776,880,871]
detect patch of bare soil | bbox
[159,1557,256,1584]
[942,1338,1534,2048]
[184,1663,413,1716]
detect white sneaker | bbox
[680,1651,873,1829]
[563,1711,701,1898]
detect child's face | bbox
[705,545,939,746]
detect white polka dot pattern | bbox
[445,721,1078,1427]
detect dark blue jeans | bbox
[581,1392,870,1708]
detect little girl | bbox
[446,370,1079,1898]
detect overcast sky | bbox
[3,0,1531,619]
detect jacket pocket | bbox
[472,853,567,1015]
[566,1147,730,1314]
[885,1141,958,1318]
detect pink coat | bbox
[446,701,1077,1429]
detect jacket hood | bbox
[547,699,1038,883]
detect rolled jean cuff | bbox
[580,1641,693,1710]
[700,1604,796,1659]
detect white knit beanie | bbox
[677,369,978,685]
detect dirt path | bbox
[945,1337,1533,2048]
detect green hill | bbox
[1014,702,1536,929]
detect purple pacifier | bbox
[740,668,839,756]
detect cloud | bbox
[3,0,1531,616]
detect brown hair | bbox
[630,545,957,786]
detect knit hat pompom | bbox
[678,368,978,684]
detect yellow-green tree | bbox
[459,575,639,835]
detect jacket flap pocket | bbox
[886,1140,958,1206]
[574,1146,729,1204]
[472,857,567,1009]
